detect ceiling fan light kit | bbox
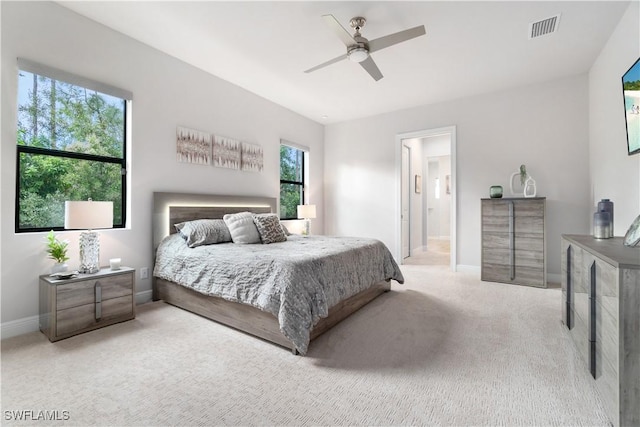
[305,14,426,81]
[348,47,369,63]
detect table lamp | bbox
[64,200,113,274]
[297,204,316,235]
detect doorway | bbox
[396,126,457,270]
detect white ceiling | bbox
[58,1,629,124]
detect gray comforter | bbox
[153,234,404,354]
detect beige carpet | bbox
[1,265,611,426]
[404,239,450,266]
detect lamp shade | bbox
[65,201,113,230]
[297,204,317,220]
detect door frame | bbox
[401,143,411,258]
[395,126,457,271]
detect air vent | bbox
[529,14,561,39]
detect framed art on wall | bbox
[176,126,211,165]
[213,135,241,170]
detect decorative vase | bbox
[597,199,614,237]
[489,185,503,198]
[509,172,527,196]
[51,262,68,274]
[593,210,611,239]
[523,176,537,198]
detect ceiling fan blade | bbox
[360,56,383,81]
[304,53,348,74]
[368,25,426,53]
[322,14,356,47]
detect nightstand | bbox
[39,267,135,342]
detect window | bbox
[279,143,306,219]
[15,59,131,232]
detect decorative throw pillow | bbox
[223,212,261,244]
[253,213,287,244]
[175,219,232,248]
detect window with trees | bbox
[280,144,307,219]
[16,59,131,232]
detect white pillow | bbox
[223,212,261,244]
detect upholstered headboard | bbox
[152,192,277,250]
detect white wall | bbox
[0,2,324,331]
[325,74,592,274]
[589,1,640,233]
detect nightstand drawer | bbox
[57,274,133,310]
[40,267,135,342]
[56,294,133,336]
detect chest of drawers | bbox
[481,197,546,287]
[39,267,135,342]
[561,235,640,426]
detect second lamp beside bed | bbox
[297,204,316,235]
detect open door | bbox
[401,144,411,258]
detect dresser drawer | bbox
[57,274,133,310]
[570,310,590,369]
[482,248,544,268]
[56,294,133,336]
[481,199,545,217]
[482,232,543,252]
[481,263,545,286]
[40,267,135,342]
[481,216,544,234]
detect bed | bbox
[152,192,404,354]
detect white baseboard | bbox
[0,315,39,340]
[546,273,561,286]
[136,290,153,305]
[456,265,481,275]
[1,290,154,340]
[454,267,561,287]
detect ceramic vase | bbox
[509,172,527,196]
[523,176,537,198]
[51,262,68,274]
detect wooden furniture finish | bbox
[152,192,393,354]
[155,278,391,352]
[481,197,546,287]
[561,235,640,427]
[39,267,135,342]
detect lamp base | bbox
[303,219,310,236]
[78,230,100,274]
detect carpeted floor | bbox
[403,239,451,266]
[1,265,610,426]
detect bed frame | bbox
[152,192,391,354]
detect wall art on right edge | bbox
[213,135,241,170]
[241,142,264,172]
[622,56,640,155]
[176,126,211,165]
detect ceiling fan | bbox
[305,15,426,81]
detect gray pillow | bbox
[253,213,287,244]
[223,212,261,244]
[175,219,232,248]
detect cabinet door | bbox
[513,199,544,286]
[567,244,589,367]
[582,253,620,422]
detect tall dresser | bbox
[481,197,546,287]
[561,235,640,427]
